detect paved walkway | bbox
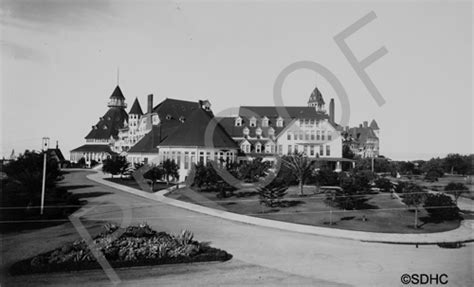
[88,171,474,244]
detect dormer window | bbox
[243,127,250,137]
[200,100,211,111]
[255,142,262,153]
[276,117,284,127]
[262,116,269,127]
[268,127,275,137]
[179,116,185,123]
[166,114,172,120]
[256,127,262,137]
[249,116,257,127]
[235,117,242,127]
[103,125,108,130]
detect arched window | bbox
[256,127,262,137]
[243,127,250,137]
[235,117,242,126]
[249,116,257,127]
[276,117,284,127]
[268,127,275,137]
[255,142,262,153]
[262,116,269,127]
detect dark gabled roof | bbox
[239,106,328,120]
[110,85,125,100]
[129,98,143,115]
[370,119,380,130]
[219,106,329,138]
[70,144,115,153]
[347,126,379,144]
[153,98,200,121]
[47,148,65,162]
[129,98,219,153]
[159,108,238,149]
[85,108,128,140]
[128,126,161,153]
[308,87,325,105]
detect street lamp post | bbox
[40,137,50,215]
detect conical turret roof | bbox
[129,98,143,115]
[308,87,325,106]
[110,85,125,100]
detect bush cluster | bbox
[10,223,232,275]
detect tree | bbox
[162,159,179,184]
[3,150,61,194]
[258,185,288,208]
[355,157,394,173]
[342,145,355,159]
[422,158,444,181]
[325,171,372,210]
[374,177,393,193]
[143,165,164,191]
[102,156,129,178]
[314,168,339,186]
[443,153,469,175]
[234,157,271,183]
[401,183,426,228]
[424,193,460,220]
[444,182,468,205]
[281,153,314,196]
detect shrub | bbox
[444,182,468,204]
[424,193,460,220]
[374,177,393,193]
[258,185,288,208]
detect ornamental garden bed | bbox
[9,223,231,275]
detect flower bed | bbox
[10,223,232,275]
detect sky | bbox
[1,0,472,161]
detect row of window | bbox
[241,143,276,154]
[240,143,330,156]
[287,130,332,141]
[242,127,275,137]
[286,144,330,156]
[161,150,235,169]
[235,117,284,128]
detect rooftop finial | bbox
[117,67,120,85]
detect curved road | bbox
[20,170,473,286]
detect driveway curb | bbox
[87,171,474,245]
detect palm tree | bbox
[281,152,314,196]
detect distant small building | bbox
[342,120,380,158]
[47,141,67,168]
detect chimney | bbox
[329,98,335,124]
[147,94,153,114]
[56,141,59,149]
[359,124,363,128]
[363,121,368,128]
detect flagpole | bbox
[40,137,50,215]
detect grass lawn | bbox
[104,177,174,192]
[392,175,474,200]
[167,186,461,234]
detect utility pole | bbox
[371,154,375,173]
[40,137,50,215]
